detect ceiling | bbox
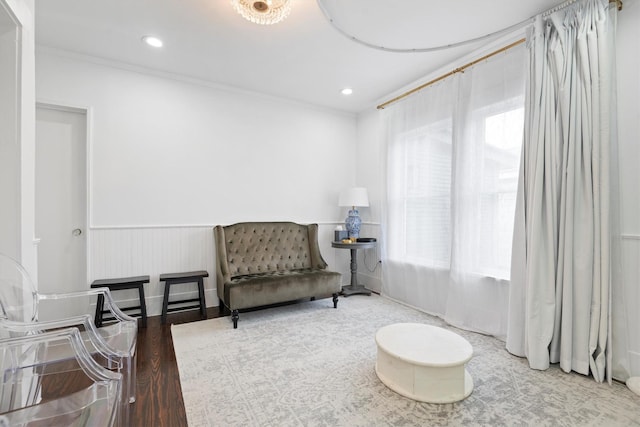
[34,0,564,113]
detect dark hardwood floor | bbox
[42,303,297,425]
[132,307,223,427]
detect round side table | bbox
[331,241,376,296]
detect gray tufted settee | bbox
[214,222,341,328]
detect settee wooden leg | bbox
[232,310,239,329]
[219,299,227,315]
[332,293,339,308]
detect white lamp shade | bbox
[339,187,369,207]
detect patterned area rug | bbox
[171,295,639,426]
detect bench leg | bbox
[95,293,105,327]
[332,293,339,309]
[197,278,207,318]
[138,284,147,328]
[232,310,239,329]
[161,280,171,324]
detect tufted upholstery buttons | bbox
[222,222,313,277]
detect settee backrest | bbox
[214,222,328,282]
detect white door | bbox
[35,105,87,297]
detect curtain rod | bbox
[376,38,525,110]
[376,0,623,110]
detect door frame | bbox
[0,0,22,261]
[35,101,93,286]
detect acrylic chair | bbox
[0,327,122,426]
[0,254,137,425]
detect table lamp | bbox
[338,187,369,238]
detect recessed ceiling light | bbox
[142,36,163,48]
[341,88,353,96]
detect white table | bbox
[375,323,474,403]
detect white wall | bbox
[353,108,385,293]
[0,20,20,260]
[17,0,36,282]
[0,0,36,280]
[615,0,640,378]
[35,50,358,315]
[36,51,356,226]
[356,2,640,378]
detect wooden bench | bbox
[91,275,149,328]
[159,271,208,324]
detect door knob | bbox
[72,228,83,237]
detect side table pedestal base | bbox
[341,284,371,296]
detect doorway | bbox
[35,104,88,296]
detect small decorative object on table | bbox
[334,226,349,242]
[338,187,369,238]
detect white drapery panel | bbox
[506,0,620,383]
[383,44,526,339]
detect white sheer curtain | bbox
[383,43,526,339]
[506,0,620,383]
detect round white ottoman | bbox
[375,323,474,403]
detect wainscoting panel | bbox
[90,226,216,317]
[356,223,383,293]
[89,223,385,318]
[621,235,640,376]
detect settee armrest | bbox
[307,224,328,269]
[214,226,231,302]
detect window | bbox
[383,42,526,336]
[476,104,524,279]
[391,120,452,268]
[387,99,524,280]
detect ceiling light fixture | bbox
[142,35,163,48]
[341,88,353,96]
[231,0,293,25]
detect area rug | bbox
[171,295,639,427]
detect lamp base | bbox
[345,209,362,238]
